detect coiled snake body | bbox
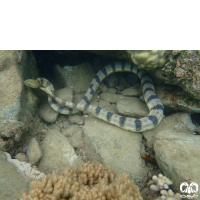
[24,61,164,132]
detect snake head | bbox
[24,79,41,88]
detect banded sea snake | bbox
[24,61,164,132]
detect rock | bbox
[117,97,149,118]
[39,102,58,123]
[82,115,148,187]
[39,87,73,123]
[174,113,197,133]
[38,129,83,174]
[107,88,117,94]
[68,115,84,124]
[0,50,39,151]
[61,124,80,137]
[54,64,68,88]
[100,93,123,103]
[98,82,108,93]
[153,129,200,196]
[115,84,124,91]
[154,50,200,101]
[156,85,200,113]
[68,128,84,149]
[103,104,118,114]
[15,153,28,162]
[118,75,130,88]
[99,100,110,108]
[127,73,140,86]
[99,86,147,113]
[55,87,73,102]
[73,93,85,103]
[121,84,143,97]
[105,74,119,87]
[90,98,99,107]
[55,62,95,94]
[56,115,71,129]
[47,123,60,132]
[143,113,196,149]
[0,151,29,200]
[26,138,42,165]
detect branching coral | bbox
[150,174,181,200]
[21,162,143,200]
[150,174,173,191]
[156,189,181,200]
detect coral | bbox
[127,50,167,70]
[150,174,173,191]
[150,174,181,200]
[21,162,143,200]
[156,189,181,200]
[4,152,45,180]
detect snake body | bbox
[24,61,164,132]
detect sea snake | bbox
[24,61,164,132]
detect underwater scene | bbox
[0,50,199,200]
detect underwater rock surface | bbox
[154,50,200,101]
[83,115,148,187]
[0,151,29,199]
[154,129,200,197]
[2,50,200,200]
[0,50,38,151]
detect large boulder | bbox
[154,129,200,197]
[82,115,148,187]
[0,50,39,151]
